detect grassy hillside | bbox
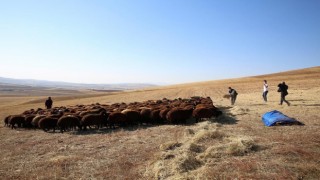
[0,66,319,179]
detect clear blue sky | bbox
[0,0,319,84]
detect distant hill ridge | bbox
[0,77,157,90]
[1,66,319,90]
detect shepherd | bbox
[45,97,53,109]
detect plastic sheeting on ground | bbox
[262,110,303,126]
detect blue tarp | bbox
[262,110,300,126]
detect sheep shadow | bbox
[210,106,239,125]
[71,124,156,135]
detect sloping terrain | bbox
[0,66,319,179]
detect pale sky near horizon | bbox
[0,0,319,85]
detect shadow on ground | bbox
[71,124,157,135]
[210,106,239,125]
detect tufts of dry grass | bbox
[192,129,226,143]
[159,141,182,151]
[145,121,260,179]
[174,152,203,173]
[226,136,256,156]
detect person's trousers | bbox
[280,93,290,105]
[231,95,237,105]
[263,91,268,102]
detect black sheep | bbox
[8,115,25,129]
[81,112,108,130]
[4,115,11,127]
[24,115,36,128]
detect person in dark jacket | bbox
[45,97,53,109]
[228,87,238,105]
[278,82,290,106]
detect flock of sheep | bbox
[3,96,222,133]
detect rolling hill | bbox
[0,66,319,179]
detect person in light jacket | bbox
[262,80,268,102]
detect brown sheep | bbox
[140,108,152,124]
[31,115,46,128]
[57,115,81,133]
[150,108,162,124]
[193,104,222,122]
[108,112,128,128]
[192,107,214,122]
[22,109,35,115]
[121,109,140,126]
[38,117,58,132]
[159,108,170,123]
[79,108,106,117]
[166,107,193,124]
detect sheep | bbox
[4,115,11,127]
[193,104,222,122]
[24,115,36,128]
[140,108,152,124]
[22,109,35,115]
[57,115,81,133]
[8,115,25,129]
[166,107,193,124]
[121,109,140,126]
[150,108,162,124]
[38,117,58,132]
[79,108,106,117]
[81,112,109,130]
[31,115,46,128]
[4,96,223,131]
[108,112,128,128]
[192,107,214,122]
[159,108,170,123]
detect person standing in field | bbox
[278,82,290,106]
[262,80,269,102]
[45,97,53,109]
[228,87,238,105]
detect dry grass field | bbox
[0,66,319,179]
